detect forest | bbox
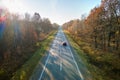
[0,9,58,79]
[0,0,120,80]
[63,0,120,80]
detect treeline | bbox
[63,0,120,53]
[63,0,120,79]
[0,9,58,79]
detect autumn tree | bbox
[63,0,120,52]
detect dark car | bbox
[62,42,67,46]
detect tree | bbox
[63,0,120,52]
[32,12,41,22]
[25,13,30,21]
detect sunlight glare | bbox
[1,0,26,14]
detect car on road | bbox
[62,42,67,46]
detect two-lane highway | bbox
[30,27,86,80]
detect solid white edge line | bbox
[59,43,62,71]
[39,53,50,80]
[62,30,84,80]
[68,47,84,80]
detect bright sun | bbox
[1,0,26,14]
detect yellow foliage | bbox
[116,31,119,34]
[36,42,40,47]
[82,46,94,54]
[20,71,26,80]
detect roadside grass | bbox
[11,31,56,80]
[64,30,120,80]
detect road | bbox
[30,27,91,80]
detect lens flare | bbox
[0,8,6,22]
[0,8,6,39]
[0,0,26,14]
[0,22,5,39]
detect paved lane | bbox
[30,27,88,80]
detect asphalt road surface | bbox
[30,27,91,80]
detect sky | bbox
[0,0,101,25]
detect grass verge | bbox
[11,31,56,80]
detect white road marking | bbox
[62,30,84,80]
[39,29,84,80]
[39,53,50,80]
[59,42,62,71]
[60,62,62,71]
[68,47,84,80]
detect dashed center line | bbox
[60,61,62,71]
